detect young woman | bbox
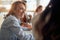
[0,1,34,40]
[34,5,43,16]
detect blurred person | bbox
[34,5,43,16]
[26,15,32,30]
[20,14,32,30]
[0,1,34,40]
[32,0,60,40]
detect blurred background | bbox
[0,0,50,28]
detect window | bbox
[39,0,50,10]
[1,0,12,5]
[26,0,37,17]
[26,0,37,11]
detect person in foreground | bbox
[32,0,60,40]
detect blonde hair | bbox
[5,1,26,18]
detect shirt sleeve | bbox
[7,18,34,40]
[21,27,31,31]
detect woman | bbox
[0,1,34,40]
[32,0,60,40]
[20,14,32,30]
[34,5,43,16]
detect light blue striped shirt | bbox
[0,15,34,40]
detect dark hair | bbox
[42,0,60,40]
[35,0,60,40]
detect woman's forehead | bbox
[17,4,26,8]
[18,3,25,7]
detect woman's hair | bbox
[5,1,26,18]
[35,0,60,40]
[27,15,32,23]
[35,5,43,12]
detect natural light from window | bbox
[40,0,50,10]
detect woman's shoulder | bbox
[4,15,19,23]
[6,15,17,21]
[2,15,19,27]
[3,15,19,25]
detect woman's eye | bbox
[19,8,25,11]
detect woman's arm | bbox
[7,18,34,40]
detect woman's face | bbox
[37,8,42,13]
[15,3,26,18]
